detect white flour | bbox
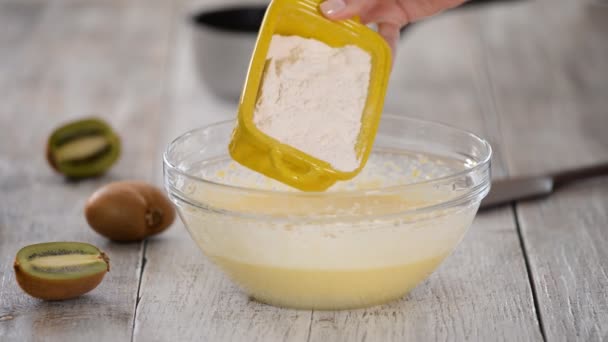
[253,35,371,172]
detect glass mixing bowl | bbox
[163,115,492,310]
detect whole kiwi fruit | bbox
[85,181,175,242]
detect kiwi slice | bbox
[14,242,110,300]
[46,118,121,178]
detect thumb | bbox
[320,0,369,20]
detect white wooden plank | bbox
[479,0,608,340]
[0,0,173,340]
[478,0,608,175]
[518,179,608,341]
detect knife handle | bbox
[553,161,608,188]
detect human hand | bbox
[320,0,468,52]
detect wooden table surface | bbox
[1,0,607,341]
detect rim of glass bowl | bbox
[163,115,492,217]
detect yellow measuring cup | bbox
[229,0,391,192]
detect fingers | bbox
[319,0,402,58]
[377,22,401,56]
[320,0,370,20]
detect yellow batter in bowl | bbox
[164,115,491,310]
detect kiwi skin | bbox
[13,243,110,300]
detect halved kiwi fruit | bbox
[14,242,110,300]
[46,117,121,178]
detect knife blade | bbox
[480,162,608,210]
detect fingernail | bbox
[320,0,346,16]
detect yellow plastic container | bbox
[229,0,392,192]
